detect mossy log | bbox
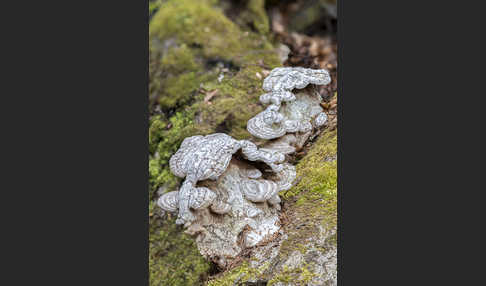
[148,1,337,285]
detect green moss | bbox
[150,0,279,64]
[267,130,337,277]
[149,0,163,19]
[149,157,179,200]
[161,44,200,75]
[151,0,241,61]
[267,263,317,286]
[161,72,199,109]
[195,65,271,140]
[208,260,317,286]
[149,115,166,154]
[149,110,197,199]
[149,215,211,286]
[283,130,337,199]
[281,130,337,229]
[244,0,270,34]
[220,0,270,35]
[151,42,210,110]
[207,262,270,286]
[149,0,281,110]
[208,258,318,285]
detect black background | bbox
[1,0,484,284]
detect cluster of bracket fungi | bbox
[157,67,331,268]
[247,67,330,139]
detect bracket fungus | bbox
[163,133,286,225]
[156,67,331,268]
[247,67,331,140]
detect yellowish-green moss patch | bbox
[282,129,337,228]
[150,0,272,62]
[234,0,270,35]
[149,0,280,110]
[267,263,317,286]
[279,130,337,255]
[149,0,163,19]
[161,44,200,74]
[149,215,211,286]
[207,261,270,286]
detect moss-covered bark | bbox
[149,1,283,285]
[149,1,337,284]
[149,215,210,286]
[149,0,281,200]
